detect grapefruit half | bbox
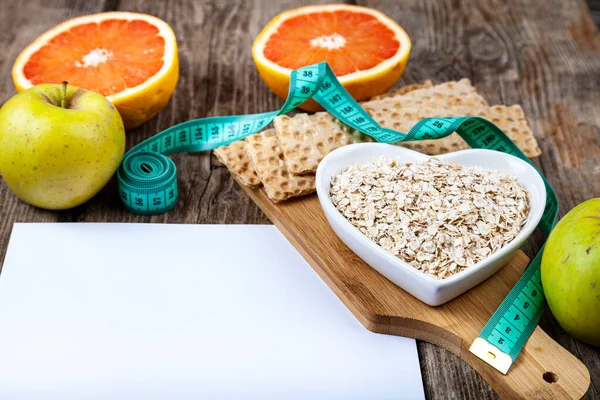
[12,12,179,129]
[253,4,411,112]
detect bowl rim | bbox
[315,143,547,288]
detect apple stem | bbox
[60,81,68,108]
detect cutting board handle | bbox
[364,312,590,399]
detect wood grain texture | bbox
[0,0,599,398]
[242,186,591,399]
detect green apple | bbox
[0,83,125,210]
[541,198,600,346]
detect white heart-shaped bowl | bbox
[316,143,546,306]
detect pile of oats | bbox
[330,157,530,279]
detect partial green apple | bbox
[0,83,125,210]
[541,198,600,346]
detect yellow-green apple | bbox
[542,198,600,346]
[0,83,125,210]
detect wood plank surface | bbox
[0,0,599,398]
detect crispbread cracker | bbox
[276,79,490,174]
[214,141,262,188]
[274,112,357,175]
[481,105,541,157]
[363,79,489,116]
[369,80,434,100]
[245,129,315,202]
[389,105,541,158]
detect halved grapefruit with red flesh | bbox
[13,12,179,129]
[253,5,411,111]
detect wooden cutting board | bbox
[241,186,590,400]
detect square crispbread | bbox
[480,105,541,157]
[245,129,315,202]
[273,112,357,175]
[369,80,433,100]
[274,80,440,175]
[372,104,541,158]
[368,104,474,155]
[214,140,262,188]
[480,104,542,158]
[362,79,489,116]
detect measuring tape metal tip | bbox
[470,338,512,374]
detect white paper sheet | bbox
[0,223,424,400]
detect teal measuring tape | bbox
[117,62,558,373]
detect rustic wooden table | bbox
[1,1,599,398]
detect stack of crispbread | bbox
[215,79,541,202]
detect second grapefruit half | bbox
[253,4,411,111]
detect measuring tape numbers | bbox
[117,66,326,215]
[117,62,559,373]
